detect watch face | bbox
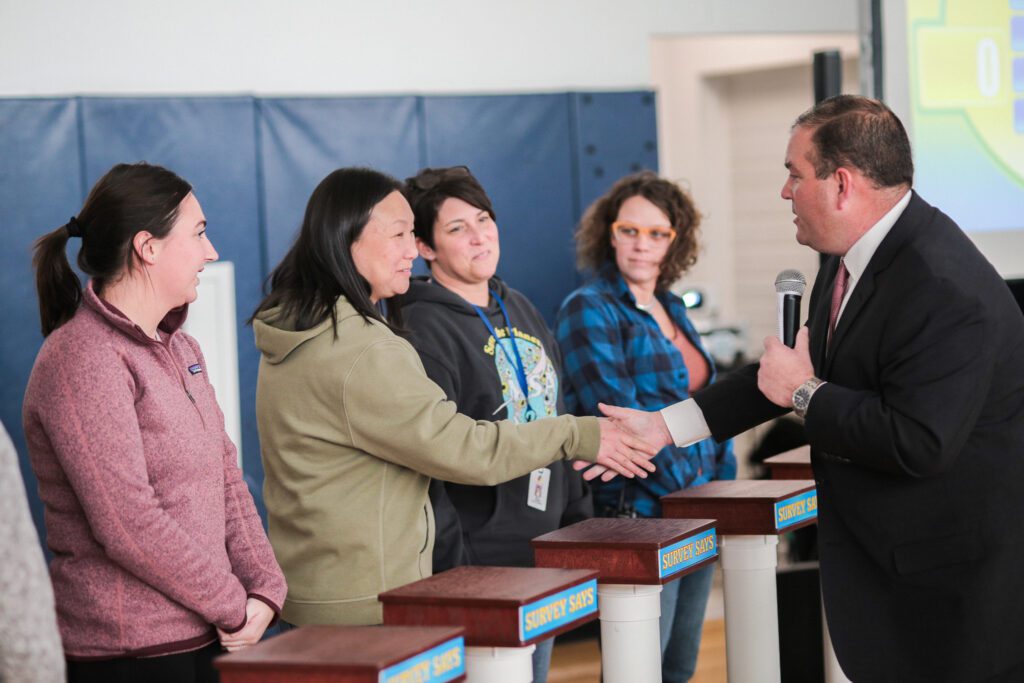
[793,378,820,416]
[793,381,813,416]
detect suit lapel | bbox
[820,191,925,376]
[810,258,835,374]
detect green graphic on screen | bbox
[909,0,1024,231]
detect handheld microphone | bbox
[775,270,806,347]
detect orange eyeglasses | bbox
[611,221,677,244]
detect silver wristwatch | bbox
[792,377,825,418]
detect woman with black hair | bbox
[24,162,286,682]
[251,167,657,627]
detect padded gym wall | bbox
[0,98,82,535]
[258,97,422,270]
[421,93,578,322]
[573,91,660,211]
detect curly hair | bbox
[575,171,701,292]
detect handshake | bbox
[575,403,674,482]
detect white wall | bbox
[182,262,243,466]
[721,56,861,349]
[1,0,858,95]
[652,34,860,333]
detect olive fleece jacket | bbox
[253,296,599,625]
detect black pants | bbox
[67,641,220,683]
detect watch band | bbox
[793,376,825,418]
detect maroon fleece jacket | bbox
[22,282,286,660]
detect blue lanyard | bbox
[471,290,530,401]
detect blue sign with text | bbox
[519,578,598,641]
[378,636,465,683]
[658,528,718,580]
[774,489,818,531]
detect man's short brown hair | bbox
[794,95,913,189]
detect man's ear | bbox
[133,231,159,266]
[416,238,436,262]
[834,167,855,209]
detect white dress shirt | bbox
[661,190,912,447]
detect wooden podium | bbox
[662,480,817,683]
[379,566,598,682]
[215,624,466,682]
[532,518,718,683]
[764,445,812,480]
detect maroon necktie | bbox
[827,259,849,349]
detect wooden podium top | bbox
[379,566,599,648]
[532,518,718,585]
[215,624,466,683]
[764,446,813,480]
[661,480,817,535]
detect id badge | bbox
[527,468,551,511]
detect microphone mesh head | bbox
[775,269,806,295]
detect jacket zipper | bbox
[156,339,207,429]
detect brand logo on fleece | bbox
[187,364,203,375]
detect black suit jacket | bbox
[693,193,1024,682]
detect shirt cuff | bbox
[660,399,712,447]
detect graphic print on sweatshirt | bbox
[483,326,558,423]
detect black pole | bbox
[813,51,843,105]
[872,0,884,100]
[812,50,843,268]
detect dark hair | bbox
[32,162,192,336]
[402,166,496,252]
[574,171,701,292]
[251,167,403,334]
[794,95,913,188]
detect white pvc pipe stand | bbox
[822,595,850,682]
[720,535,781,683]
[597,583,663,683]
[465,644,536,683]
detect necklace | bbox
[635,298,656,312]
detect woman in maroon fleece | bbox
[22,163,286,683]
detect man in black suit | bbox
[600,96,1024,681]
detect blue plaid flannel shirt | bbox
[555,266,736,518]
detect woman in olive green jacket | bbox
[252,168,656,626]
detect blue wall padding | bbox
[0,98,83,535]
[0,92,657,541]
[422,94,580,322]
[573,91,660,211]
[258,97,422,269]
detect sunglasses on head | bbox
[406,166,472,191]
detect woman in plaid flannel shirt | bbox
[555,171,735,683]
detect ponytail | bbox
[33,222,83,337]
